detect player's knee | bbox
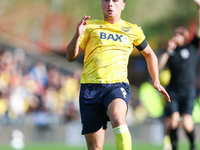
[111,115,126,128]
[183,122,194,133]
[182,114,194,132]
[87,141,103,150]
[171,121,179,129]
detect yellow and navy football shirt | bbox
[79,19,147,84]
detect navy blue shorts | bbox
[79,82,130,135]
[165,86,196,117]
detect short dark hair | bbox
[173,24,187,36]
[102,0,126,2]
[173,24,186,30]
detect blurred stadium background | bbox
[0,0,200,150]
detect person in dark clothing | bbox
[159,1,200,150]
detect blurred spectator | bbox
[29,61,49,89]
[9,71,27,118]
[64,101,80,122]
[47,62,61,90]
[0,46,83,128]
[0,91,8,117]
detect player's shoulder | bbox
[121,20,138,27]
[87,19,104,25]
[86,19,104,30]
[121,20,141,30]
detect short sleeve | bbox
[132,26,146,47]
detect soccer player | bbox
[159,1,200,150]
[66,0,170,149]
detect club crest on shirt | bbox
[121,27,130,32]
[180,48,190,59]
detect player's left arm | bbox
[141,44,171,102]
[194,0,200,38]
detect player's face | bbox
[173,27,186,46]
[101,0,125,23]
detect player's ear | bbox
[121,2,126,10]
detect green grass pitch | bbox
[0,142,199,150]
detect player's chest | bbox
[170,48,191,62]
[89,28,134,45]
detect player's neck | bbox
[104,16,121,24]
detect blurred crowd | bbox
[0,45,199,129]
[0,46,81,126]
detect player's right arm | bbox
[66,16,90,62]
[158,39,177,70]
[194,0,200,38]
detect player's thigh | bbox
[106,98,128,128]
[79,84,107,134]
[104,82,130,128]
[84,128,105,150]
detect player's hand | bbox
[154,82,171,103]
[167,39,176,54]
[76,15,90,37]
[194,0,200,6]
